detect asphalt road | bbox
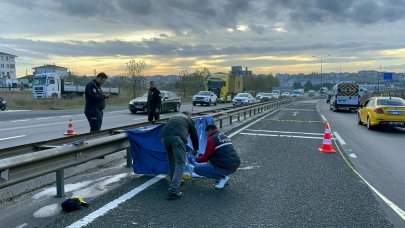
[0,102,232,149]
[6,100,390,227]
[319,99,405,226]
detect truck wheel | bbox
[130,110,137,114]
[1,105,5,111]
[51,93,58,98]
[193,102,196,106]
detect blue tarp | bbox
[126,115,215,174]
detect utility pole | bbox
[312,54,332,86]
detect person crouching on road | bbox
[160,111,199,200]
[194,124,240,189]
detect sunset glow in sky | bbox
[1,0,405,77]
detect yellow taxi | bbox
[358,96,405,130]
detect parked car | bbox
[232,93,255,105]
[192,91,217,106]
[128,90,181,114]
[308,90,316,97]
[281,92,290,98]
[358,96,405,130]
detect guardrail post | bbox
[249,110,252,117]
[126,148,132,168]
[244,111,247,119]
[230,115,233,125]
[56,169,65,197]
[237,113,240,122]
[254,109,256,115]
[220,118,223,128]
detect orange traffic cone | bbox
[64,118,77,136]
[319,121,335,153]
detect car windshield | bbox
[236,94,249,97]
[141,93,148,98]
[264,93,274,96]
[377,98,405,106]
[198,91,211,96]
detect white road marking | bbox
[36,117,55,120]
[0,119,87,131]
[292,111,300,116]
[333,132,346,145]
[283,108,316,111]
[133,117,148,121]
[349,153,357,158]
[320,114,327,122]
[0,135,26,141]
[240,132,324,140]
[10,119,31,123]
[67,175,165,228]
[245,129,323,136]
[61,115,72,118]
[228,107,283,138]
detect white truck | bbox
[32,73,119,98]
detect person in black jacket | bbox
[146,81,161,124]
[161,111,199,200]
[84,72,110,132]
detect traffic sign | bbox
[383,72,393,80]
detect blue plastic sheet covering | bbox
[126,115,215,174]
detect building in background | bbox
[230,66,252,77]
[33,64,68,77]
[0,52,18,88]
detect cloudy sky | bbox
[2,0,405,77]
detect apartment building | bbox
[0,52,17,79]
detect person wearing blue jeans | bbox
[194,124,240,189]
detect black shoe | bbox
[167,191,182,200]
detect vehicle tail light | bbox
[374,108,384,114]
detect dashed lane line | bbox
[265,119,324,123]
[0,135,26,141]
[333,131,346,145]
[245,129,324,136]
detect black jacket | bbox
[147,88,161,110]
[85,79,106,112]
[160,114,199,151]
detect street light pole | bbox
[313,53,332,86]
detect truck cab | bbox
[32,73,62,98]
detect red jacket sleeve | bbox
[196,137,215,163]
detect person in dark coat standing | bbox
[84,72,110,132]
[194,124,240,189]
[146,81,161,124]
[161,111,199,200]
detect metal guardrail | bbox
[0,99,291,196]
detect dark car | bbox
[128,91,181,114]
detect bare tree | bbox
[126,59,146,98]
[179,69,189,98]
[193,67,210,93]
